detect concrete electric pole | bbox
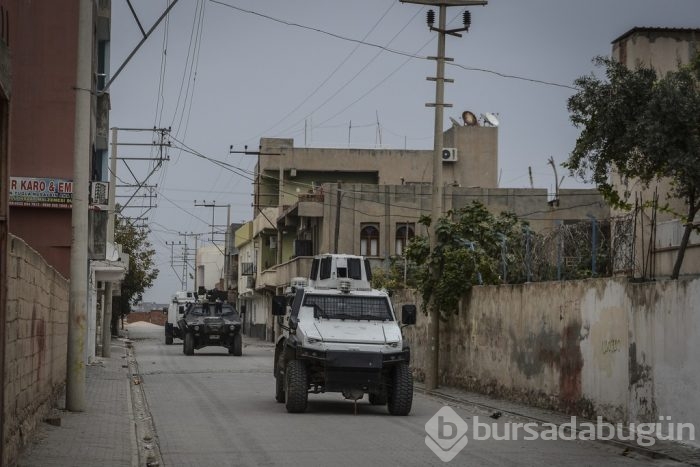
[400,0,486,390]
[66,0,93,412]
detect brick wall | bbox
[3,235,69,466]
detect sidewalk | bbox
[416,383,700,466]
[16,339,135,467]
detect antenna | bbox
[482,112,500,127]
[449,116,461,128]
[462,110,478,126]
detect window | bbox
[395,223,415,255]
[360,224,379,256]
[303,294,393,321]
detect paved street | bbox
[127,323,685,467]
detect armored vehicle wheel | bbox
[230,333,242,356]
[275,352,286,403]
[275,372,285,403]
[184,332,195,356]
[284,360,308,413]
[368,390,387,405]
[387,363,413,416]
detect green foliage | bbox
[566,54,700,278]
[370,256,418,293]
[114,219,159,315]
[406,201,529,318]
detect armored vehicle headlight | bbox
[194,325,200,331]
[230,325,235,331]
[307,337,321,344]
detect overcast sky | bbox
[108,0,700,303]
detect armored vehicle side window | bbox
[347,258,362,280]
[320,257,332,279]
[310,258,319,281]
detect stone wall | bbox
[397,277,700,447]
[3,235,69,466]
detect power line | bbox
[273,5,426,139]
[210,0,578,94]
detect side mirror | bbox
[272,295,287,316]
[401,304,417,326]
[162,306,168,315]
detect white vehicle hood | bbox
[312,320,400,345]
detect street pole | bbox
[334,182,342,254]
[102,127,119,358]
[425,4,447,391]
[401,0,486,390]
[225,205,231,290]
[66,0,93,412]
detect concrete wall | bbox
[3,235,69,466]
[256,125,498,210]
[397,277,700,446]
[317,184,608,259]
[196,245,224,291]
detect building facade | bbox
[611,27,700,278]
[238,123,607,341]
[4,0,111,278]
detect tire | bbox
[368,390,387,405]
[184,332,195,356]
[284,360,308,413]
[275,373,286,403]
[165,324,173,345]
[387,363,413,416]
[275,353,286,403]
[230,333,242,356]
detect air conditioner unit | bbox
[245,276,255,289]
[90,181,109,206]
[441,148,458,162]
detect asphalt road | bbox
[127,324,683,467]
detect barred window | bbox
[303,294,393,321]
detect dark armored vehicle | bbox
[178,302,242,356]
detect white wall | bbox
[195,245,224,290]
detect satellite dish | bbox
[483,112,500,127]
[462,111,478,126]
[449,117,461,128]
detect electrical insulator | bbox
[463,10,471,28]
[427,9,435,26]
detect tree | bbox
[406,201,529,318]
[113,219,159,327]
[566,55,700,279]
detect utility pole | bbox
[401,0,486,390]
[334,182,342,254]
[66,0,93,412]
[101,128,120,359]
[194,201,232,289]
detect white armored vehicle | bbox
[165,290,196,345]
[272,254,417,415]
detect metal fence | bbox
[383,213,639,288]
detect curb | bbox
[415,385,700,466]
[125,338,164,467]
